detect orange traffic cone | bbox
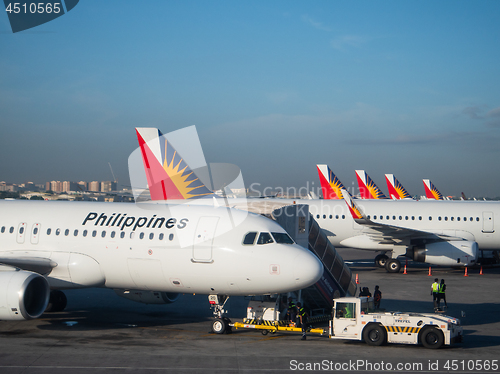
[464,267,469,277]
[428,267,432,276]
[355,273,359,284]
[480,266,483,275]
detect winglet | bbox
[423,179,443,200]
[317,164,346,199]
[135,128,214,200]
[385,174,411,200]
[341,189,364,220]
[355,170,388,199]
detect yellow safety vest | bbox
[432,282,439,293]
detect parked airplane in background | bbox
[355,170,388,199]
[385,174,412,200]
[0,139,323,331]
[137,129,500,273]
[317,164,347,200]
[423,179,444,200]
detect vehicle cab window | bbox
[257,232,274,245]
[271,232,294,244]
[243,232,257,245]
[336,302,356,319]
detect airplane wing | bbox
[0,256,57,275]
[340,189,463,245]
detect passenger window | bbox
[444,217,448,221]
[111,231,116,238]
[0,226,4,233]
[405,216,408,220]
[149,233,154,240]
[9,226,14,234]
[92,230,97,237]
[130,232,135,239]
[335,215,339,219]
[243,232,257,245]
[120,232,125,239]
[411,216,415,220]
[451,217,454,221]
[74,229,78,236]
[65,229,69,236]
[101,231,106,238]
[476,217,480,221]
[83,230,87,237]
[56,228,60,236]
[419,216,422,221]
[367,215,371,219]
[342,215,345,219]
[438,217,442,221]
[159,233,164,240]
[386,216,389,220]
[19,227,24,234]
[429,216,432,221]
[271,232,294,244]
[457,217,460,221]
[257,232,274,245]
[139,232,144,239]
[316,215,320,219]
[329,215,332,219]
[392,216,396,220]
[169,233,174,241]
[33,227,38,235]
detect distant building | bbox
[101,181,117,192]
[62,181,80,192]
[88,181,100,192]
[77,181,87,191]
[48,181,63,193]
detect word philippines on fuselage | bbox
[82,212,189,231]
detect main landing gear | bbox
[209,295,232,334]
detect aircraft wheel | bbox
[212,318,226,334]
[421,327,444,349]
[45,290,67,313]
[374,254,388,268]
[385,259,401,273]
[363,324,386,346]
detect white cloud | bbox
[330,35,368,50]
[301,15,331,32]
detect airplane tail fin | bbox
[355,170,388,199]
[422,179,443,200]
[385,174,411,200]
[341,189,364,220]
[317,164,346,199]
[135,128,214,201]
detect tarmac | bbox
[1,248,499,373]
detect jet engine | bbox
[411,241,478,266]
[0,270,50,320]
[114,289,180,304]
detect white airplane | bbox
[0,160,323,334]
[134,129,500,274]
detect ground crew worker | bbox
[374,285,382,309]
[296,302,308,341]
[286,297,297,324]
[431,278,440,310]
[438,279,447,309]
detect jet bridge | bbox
[273,204,356,311]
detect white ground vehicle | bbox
[330,297,463,349]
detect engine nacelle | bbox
[411,241,478,266]
[0,270,50,320]
[114,289,180,304]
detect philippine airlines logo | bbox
[4,0,79,33]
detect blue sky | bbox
[1,1,500,197]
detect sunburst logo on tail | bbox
[341,189,364,220]
[317,165,346,199]
[423,179,443,200]
[385,174,411,199]
[161,139,213,199]
[136,128,213,200]
[356,170,387,199]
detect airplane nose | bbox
[293,249,323,287]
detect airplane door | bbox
[31,223,41,244]
[16,222,27,244]
[482,212,494,233]
[192,217,219,263]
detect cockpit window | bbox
[243,232,257,245]
[271,232,294,244]
[257,232,274,245]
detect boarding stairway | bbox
[273,205,356,315]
